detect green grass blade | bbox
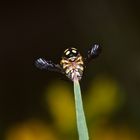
[73,79,89,140]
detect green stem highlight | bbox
[73,78,89,140]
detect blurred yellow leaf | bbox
[90,124,139,140]
[45,81,76,133]
[85,75,124,119]
[5,119,59,140]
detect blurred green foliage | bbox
[5,75,139,140]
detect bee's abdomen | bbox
[66,65,84,80]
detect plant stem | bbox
[73,78,89,140]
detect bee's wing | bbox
[35,58,64,74]
[85,44,102,63]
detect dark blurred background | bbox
[0,0,140,140]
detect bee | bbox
[60,47,84,81]
[35,44,101,81]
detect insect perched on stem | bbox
[35,43,102,140]
[35,44,101,81]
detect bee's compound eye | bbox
[71,47,77,52]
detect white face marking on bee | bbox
[64,48,69,53]
[71,47,77,50]
[65,50,70,56]
[72,49,77,53]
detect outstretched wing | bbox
[35,58,64,74]
[85,44,102,63]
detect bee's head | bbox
[63,48,79,60]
